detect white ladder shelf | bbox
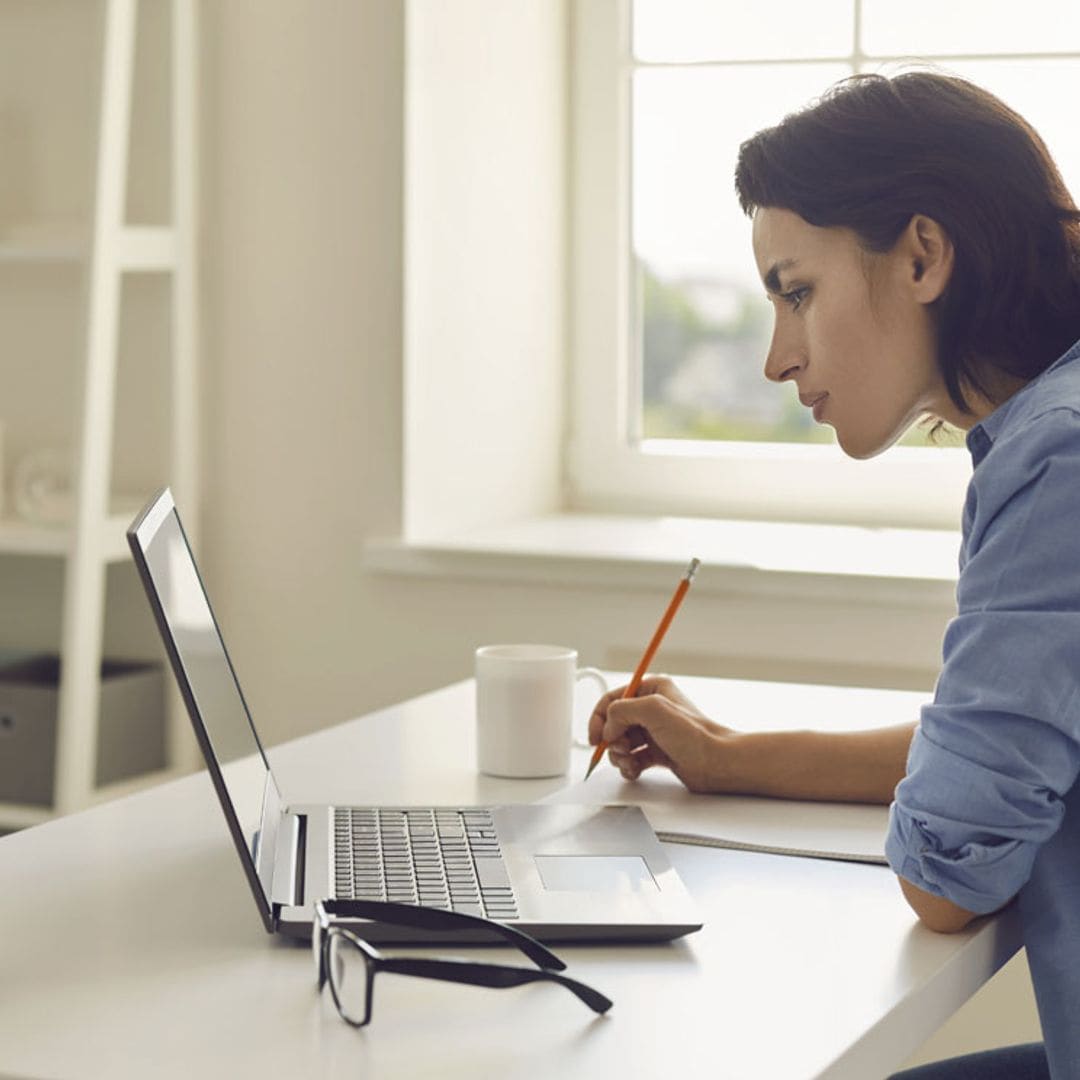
[0,0,198,828]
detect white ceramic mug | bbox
[475,644,609,778]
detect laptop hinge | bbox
[271,812,306,907]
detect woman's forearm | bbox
[719,722,917,805]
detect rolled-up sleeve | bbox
[887,722,1069,913]
[886,408,1080,914]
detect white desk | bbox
[0,677,1021,1080]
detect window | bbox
[569,0,1080,527]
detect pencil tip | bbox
[584,759,598,780]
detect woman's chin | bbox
[835,426,897,460]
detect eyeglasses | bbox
[313,899,613,1027]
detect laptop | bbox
[127,488,703,945]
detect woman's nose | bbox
[764,327,806,384]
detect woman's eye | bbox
[782,287,810,312]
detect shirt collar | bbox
[965,337,1080,467]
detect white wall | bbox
[200,0,574,740]
[404,0,566,538]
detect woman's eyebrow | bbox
[763,258,799,294]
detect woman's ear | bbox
[904,214,953,304]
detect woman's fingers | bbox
[587,675,696,745]
[609,740,668,780]
[602,695,678,748]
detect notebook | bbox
[546,767,889,865]
[127,488,703,944]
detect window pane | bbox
[633,0,854,63]
[861,0,1080,56]
[633,65,849,443]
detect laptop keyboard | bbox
[333,807,519,921]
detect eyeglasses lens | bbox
[328,933,370,1025]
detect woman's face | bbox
[751,207,968,458]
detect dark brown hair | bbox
[735,71,1080,413]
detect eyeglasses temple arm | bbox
[377,956,613,1015]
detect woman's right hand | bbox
[587,675,739,794]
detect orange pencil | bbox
[584,557,701,780]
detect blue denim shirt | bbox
[885,337,1080,1079]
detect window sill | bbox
[365,513,960,610]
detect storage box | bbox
[0,655,166,806]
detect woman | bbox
[589,72,1080,1080]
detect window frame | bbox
[567,0,986,530]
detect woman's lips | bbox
[800,391,829,421]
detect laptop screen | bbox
[128,490,279,922]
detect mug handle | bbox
[573,667,609,748]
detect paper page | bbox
[546,764,889,865]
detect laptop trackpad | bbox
[534,855,658,892]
